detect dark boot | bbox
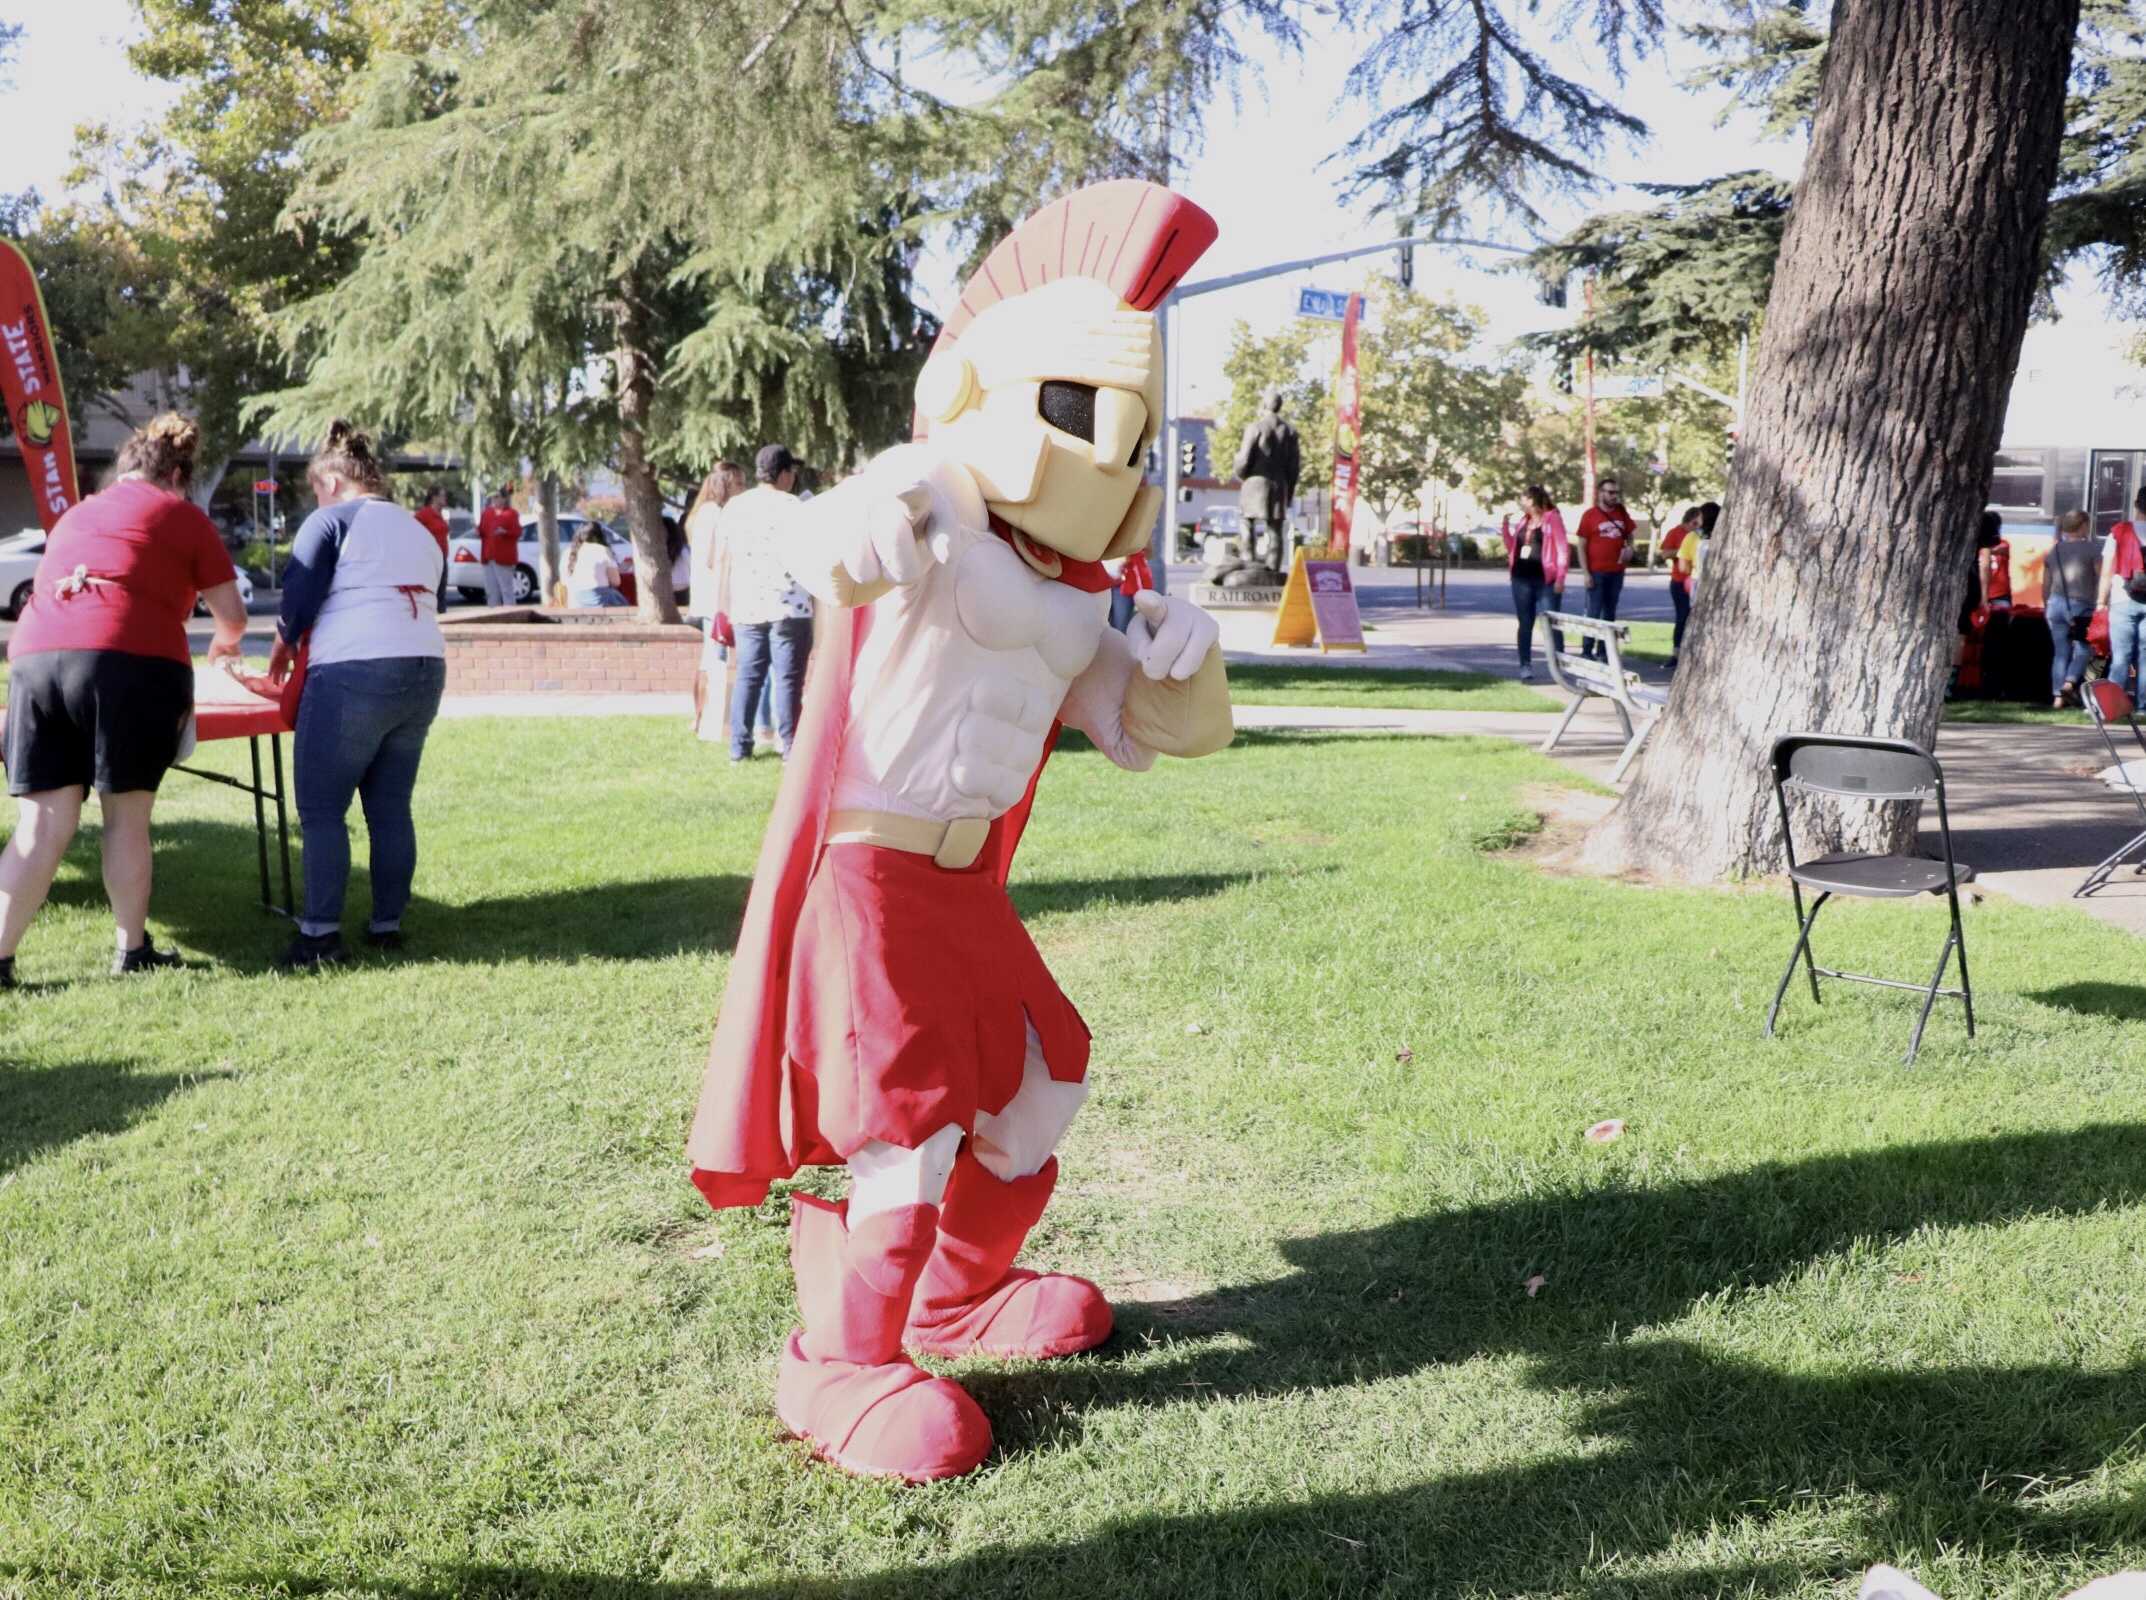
[113,938,184,976]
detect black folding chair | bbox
[2077,680,2146,898]
[1765,734,1975,1066]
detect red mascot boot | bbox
[905,1149,1113,1360]
[776,1194,993,1482]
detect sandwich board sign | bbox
[1273,551,1366,652]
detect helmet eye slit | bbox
[1038,380,1097,442]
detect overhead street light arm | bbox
[1166,234,1537,305]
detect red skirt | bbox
[782,842,1089,1158]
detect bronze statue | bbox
[1233,390,1301,571]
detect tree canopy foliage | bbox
[1517,0,2146,368]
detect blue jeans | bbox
[2047,594,2091,698]
[2111,594,2146,703]
[294,656,446,937]
[1583,570,1625,658]
[1670,580,1691,655]
[731,617,812,758]
[1511,572,1554,667]
[571,586,628,608]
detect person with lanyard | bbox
[0,413,247,986]
[270,422,447,969]
[1661,504,1703,669]
[1502,485,1569,680]
[1576,474,1637,659]
[476,484,521,608]
[414,484,453,610]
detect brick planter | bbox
[439,607,702,695]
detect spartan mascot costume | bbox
[686,180,1231,1483]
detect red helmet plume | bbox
[934,180,1218,356]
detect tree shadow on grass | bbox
[222,1123,2146,1600]
[2022,982,2146,1021]
[1010,870,1265,919]
[0,1059,205,1176]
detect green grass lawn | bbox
[10,718,2146,1598]
[1225,661,1556,711]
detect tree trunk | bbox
[1582,0,2080,882]
[537,473,562,602]
[611,285,681,625]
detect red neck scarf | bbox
[987,514,1115,593]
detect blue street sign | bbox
[1297,287,1351,322]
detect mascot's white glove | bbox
[1127,590,1220,680]
[843,482,936,589]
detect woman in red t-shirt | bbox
[0,415,248,987]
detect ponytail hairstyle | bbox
[309,419,388,497]
[113,413,203,492]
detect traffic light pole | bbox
[1148,232,1537,594]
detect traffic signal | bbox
[1178,438,1197,477]
[1398,242,1415,290]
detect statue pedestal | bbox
[1189,583,1285,609]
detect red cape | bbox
[684,601,1056,1208]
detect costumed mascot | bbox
[686,179,1231,1483]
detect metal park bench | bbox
[1537,611,1669,782]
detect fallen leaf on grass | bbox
[1893,1272,1924,1285]
[691,1240,727,1262]
[1395,1046,1414,1065]
[1585,1119,1626,1144]
[1524,1273,1548,1297]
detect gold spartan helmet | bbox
[21,399,60,448]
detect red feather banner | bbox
[0,239,81,532]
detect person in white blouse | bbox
[564,525,627,607]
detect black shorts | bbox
[3,649,193,796]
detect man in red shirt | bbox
[414,485,453,609]
[477,485,522,607]
[1576,474,1637,660]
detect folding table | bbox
[173,695,295,918]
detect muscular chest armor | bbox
[833,526,1108,822]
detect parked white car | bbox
[0,529,254,619]
[447,514,636,605]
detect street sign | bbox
[1297,286,1351,322]
[1593,376,1664,400]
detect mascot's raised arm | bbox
[685,179,1229,1484]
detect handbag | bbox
[2089,607,2112,654]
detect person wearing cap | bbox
[719,445,815,760]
